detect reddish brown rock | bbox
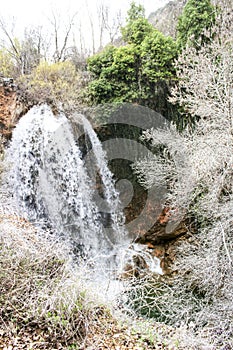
[0,82,25,141]
[135,206,188,245]
[131,207,192,275]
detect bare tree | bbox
[104,8,122,44]
[20,26,47,74]
[97,4,122,47]
[97,3,105,50]
[85,2,96,55]
[0,17,24,75]
[0,18,49,76]
[132,6,233,348]
[49,11,78,62]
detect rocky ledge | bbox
[0,77,25,141]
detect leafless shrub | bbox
[170,221,233,349]
[120,239,232,348]
[131,6,233,349]
[133,125,194,215]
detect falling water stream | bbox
[5,104,162,301]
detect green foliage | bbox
[87,3,178,119]
[87,45,117,77]
[176,0,216,50]
[17,60,82,110]
[126,1,145,21]
[0,48,16,77]
[88,45,137,104]
[141,31,177,80]
[121,2,154,45]
[122,18,154,45]
[88,78,113,104]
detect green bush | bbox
[17,61,83,112]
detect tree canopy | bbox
[121,2,154,45]
[87,3,178,119]
[176,0,216,49]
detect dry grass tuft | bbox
[0,216,92,348]
[0,216,189,349]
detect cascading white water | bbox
[6,105,126,262]
[71,113,125,240]
[4,104,162,299]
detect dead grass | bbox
[0,215,90,348]
[0,215,189,350]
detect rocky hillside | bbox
[148,0,187,38]
[148,0,232,38]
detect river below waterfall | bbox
[3,104,162,301]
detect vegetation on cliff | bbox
[0,0,233,349]
[17,61,85,112]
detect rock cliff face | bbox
[0,80,25,142]
[148,0,187,38]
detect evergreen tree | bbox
[87,3,178,118]
[176,0,216,50]
[121,1,153,45]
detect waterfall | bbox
[6,105,126,262]
[4,104,163,298]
